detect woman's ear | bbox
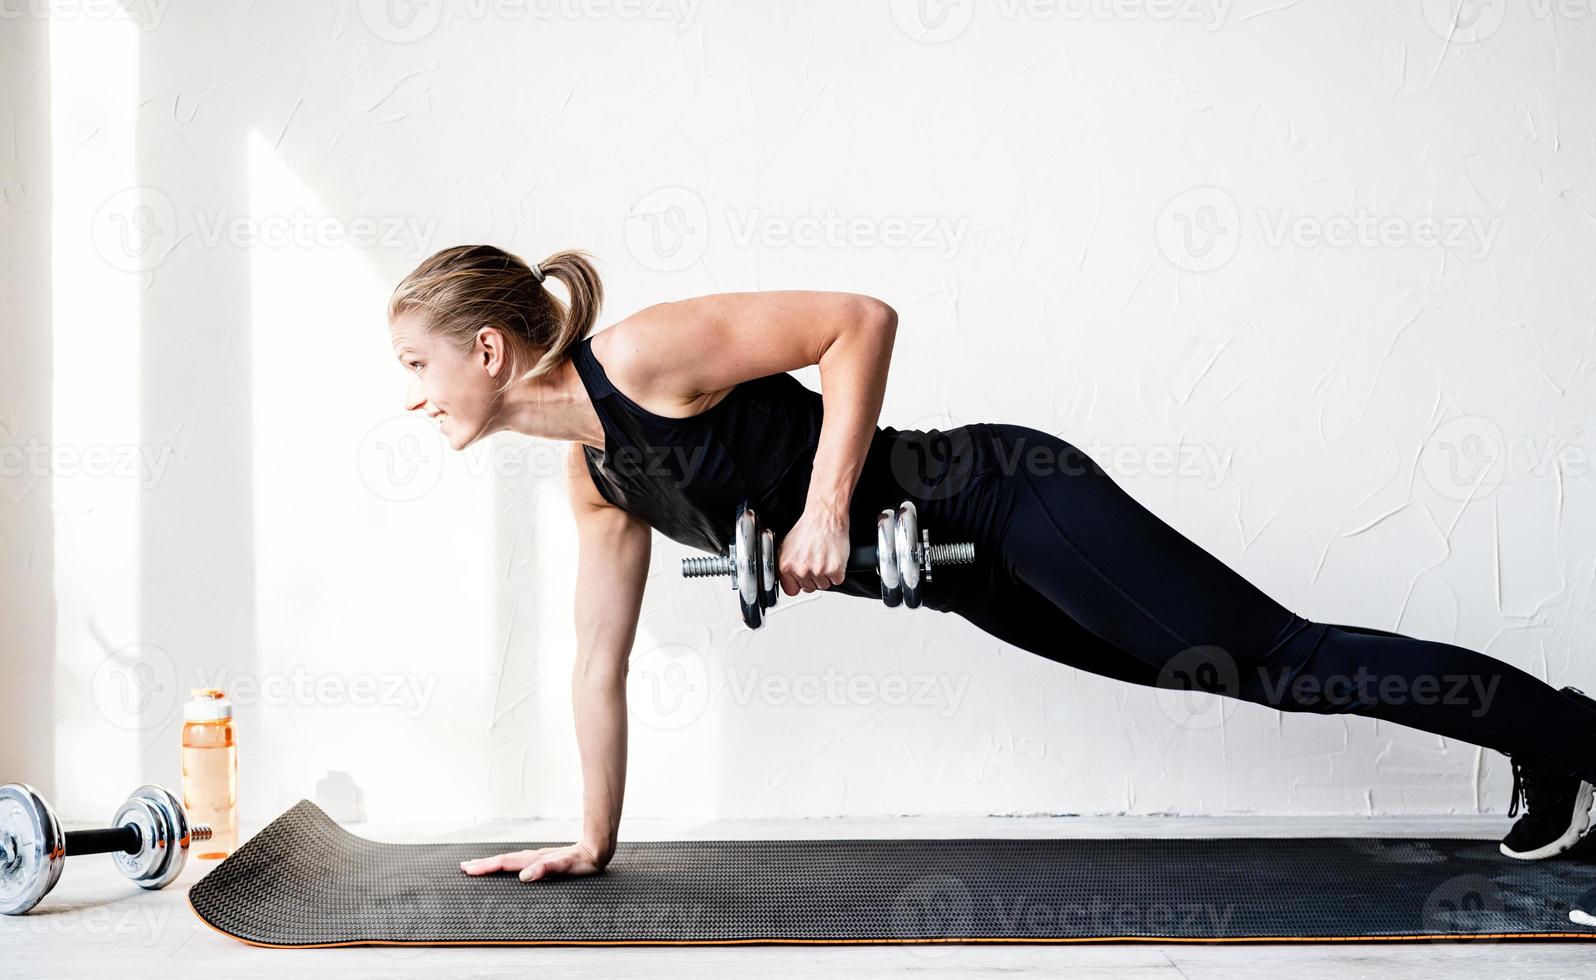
[477,325,508,378]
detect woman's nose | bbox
[403,376,426,412]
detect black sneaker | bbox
[1498,687,1596,861]
[1574,883,1596,929]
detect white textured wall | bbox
[3,0,1595,823]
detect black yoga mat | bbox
[187,799,1596,947]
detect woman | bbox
[387,245,1596,923]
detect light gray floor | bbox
[3,813,1592,978]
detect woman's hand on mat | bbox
[458,842,607,882]
[778,502,850,596]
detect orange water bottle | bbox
[181,688,238,859]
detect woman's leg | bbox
[984,424,1596,784]
[946,571,1166,689]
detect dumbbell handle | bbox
[62,822,213,858]
[846,542,979,571]
[684,540,976,578]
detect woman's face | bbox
[390,311,500,451]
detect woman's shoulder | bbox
[588,314,738,421]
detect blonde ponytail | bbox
[387,244,605,390]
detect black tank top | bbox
[571,331,928,600]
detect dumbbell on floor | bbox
[0,783,213,915]
[681,499,976,629]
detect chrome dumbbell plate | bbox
[733,504,764,630]
[0,783,65,916]
[875,507,903,607]
[758,526,778,612]
[893,501,923,609]
[112,785,196,890]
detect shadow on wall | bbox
[316,770,367,823]
[0,4,56,794]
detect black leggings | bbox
[921,423,1596,785]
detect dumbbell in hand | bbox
[0,783,213,915]
[681,499,976,629]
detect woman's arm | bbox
[567,450,650,862]
[802,303,898,523]
[460,442,650,882]
[612,290,899,593]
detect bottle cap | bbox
[184,687,234,722]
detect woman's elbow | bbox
[860,297,897,334]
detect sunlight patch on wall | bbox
[245,128,497,819]
[49,8,143,817]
